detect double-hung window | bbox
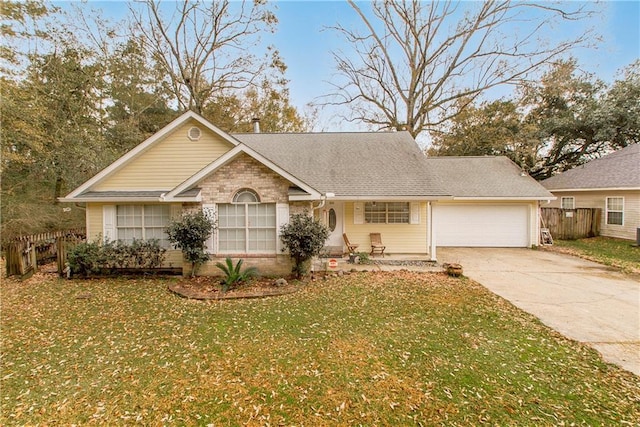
[365,202,410,224]
[217,189,276,253]
[116,205,170,247]
[606,197,624,225]
[561,197,575,210]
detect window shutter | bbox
[202,204,217,254]
[276,203,290,253]
[103,205,116,242]
[409,202,420,224]
[353,202,364,224]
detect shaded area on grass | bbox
[2,271,639,425]
[550,236,640,275]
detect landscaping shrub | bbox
[66,240,103,276]
[215,257,258,292]
[67,239,166,277]
[280,211,329,278]
[166,211,213,277]
[355,251,372,264]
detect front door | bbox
[324,201,344,254]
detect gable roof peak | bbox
[62,110,240,200]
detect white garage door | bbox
[434,204,530,247]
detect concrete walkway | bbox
[438,247,640,376]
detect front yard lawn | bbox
[2,271,639,425]
[553,236,640,274]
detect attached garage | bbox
[433,204,531,247]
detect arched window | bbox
[218,188,275,254]
[233,189,259,203]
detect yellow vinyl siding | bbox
[95,119,234,190]
[344,202,428,254]
[548,190,640,240]
[86,203,104,241]
[85,203,184,267]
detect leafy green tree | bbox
[166,211,214,277]
[597,61,640,149]
[25,47,109,199]
[279,212,329,278]
[105,37,177,153]
[202,78,310,133]
[0,0,53,75]
[1,46,107,238]
[522,60,640,179]
[430,60,640,180]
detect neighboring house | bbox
[61,111,554,275]
[541,143,640,241]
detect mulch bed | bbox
[168,276,301,300]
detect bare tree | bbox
[130,0,279,114]
[326,0,598,138]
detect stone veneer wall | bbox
[200,153,291,203]
[177,154,319,277]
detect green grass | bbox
[2,271,639,425]
[554,236,640,274]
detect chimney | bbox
[251,118,260,133]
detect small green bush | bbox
[215,257,258,293]
[67,240,103,276]
[280,211,329,278]
[67,238,166,277]
[355,251,372,264]
[166,211,213,277]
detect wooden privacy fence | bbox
[4,240,37,279]
[541,208,601,240]
[4,228,86,278]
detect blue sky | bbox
[267,1,639,130]
[65,1,639,131]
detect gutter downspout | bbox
[311,193,335,213]
[312,196,327,212]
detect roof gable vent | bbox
[188,126,202,141]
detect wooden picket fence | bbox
[540,208,601,240]
[4,228,86,278]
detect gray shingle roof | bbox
[541,144,640,190]
[234,131,449,198]
[424,156,554,198]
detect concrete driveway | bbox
[438,247,640,376]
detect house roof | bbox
[234,132,449,199]
[61,111,554,203]
[163,143,321,201]
[424,156,555,199]
[541,144,640,191]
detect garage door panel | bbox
[435,205,529,247]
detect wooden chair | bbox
[343,233,359,254]
[369,233,386,257]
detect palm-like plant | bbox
[215,257,258,292]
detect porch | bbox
[313,253,441,273]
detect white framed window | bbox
[365,202,410,224]
[218,189,276,253]
[116,205,170,247]
[561,197,575,209]
[606,197,624,225]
